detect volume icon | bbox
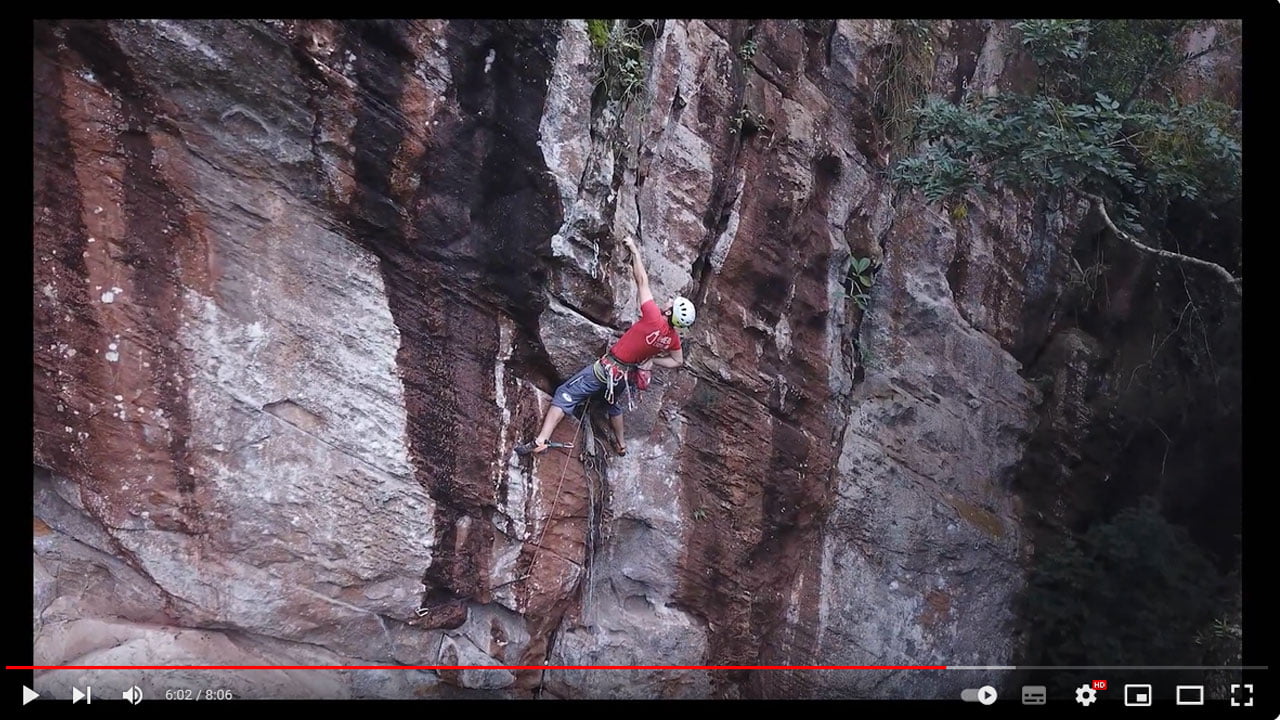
[122,686,143,705]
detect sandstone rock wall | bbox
[33,19,1240,699]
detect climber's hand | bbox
[621,235,637,253]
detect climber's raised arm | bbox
[621,235,653,306]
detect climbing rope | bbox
[456,397,608,612]
[521,396,591,584]
[581,420,600,621]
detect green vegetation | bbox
[586,19,611,49]
[1195,601,1243,698]
[1011,19,1091,96]
[586,19,652,104]
[729,106,769,135]
[892,93,1239,236]
[1022,501,1224,666]
[1014,19,1196,103]
[873,19,938,149]
[843,255,878,311]
[892,20,1241,242]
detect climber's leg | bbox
[517,406,565,454]
[607,401,627,456]
[517,363,603,455]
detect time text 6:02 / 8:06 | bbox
[164,689,236,700]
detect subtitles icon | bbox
[1021,686,1047,705]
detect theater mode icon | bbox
[1176,685,1204,706]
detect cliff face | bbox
[32,19,1240,699]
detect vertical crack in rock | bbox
[688,23,750,310]
[945,19,985,104]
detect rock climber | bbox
[517,235,695,457]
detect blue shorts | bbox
[551,362,628,418]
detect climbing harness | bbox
[596,352,640,411]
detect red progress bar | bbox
[8,665,946,670]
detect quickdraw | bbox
[513,440,573,456]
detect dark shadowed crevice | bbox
[946,214,974,327]
[325,19,566,658]
[946,19,986,103]
[1011,195,1065,367]
[689,20,751,312]
[1007,193,1241,676]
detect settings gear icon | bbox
[1075,684,1098,706]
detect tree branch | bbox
[1120,21,1241,112]
[1084,193,1241,296]
[1172,33,1242,71]
[1121,20,1193,111]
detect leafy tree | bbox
[892,19,1241,276]
[1022,501,1223,666]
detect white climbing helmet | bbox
[670,296,696,329]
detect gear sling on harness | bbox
[594,352,645,411]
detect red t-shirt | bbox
[609,299,682,364]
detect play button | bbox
[22,686,39,705]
